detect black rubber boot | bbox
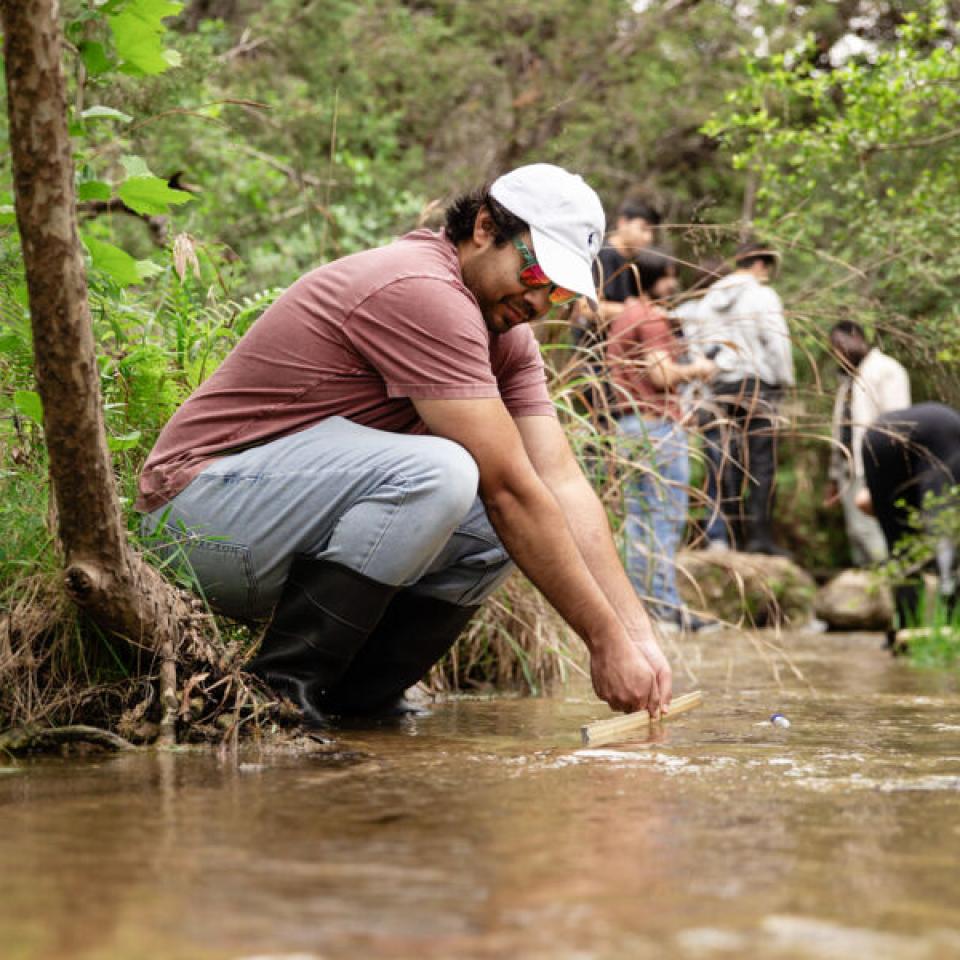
[247,556,398,727]
[317,590,479,718]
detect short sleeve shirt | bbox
[606,301,681,420]
[594,247,641,304]
[137,229,554,512]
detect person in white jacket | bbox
[698,242,795,555]
[825,321,911,565]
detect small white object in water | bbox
[770,713,791,729]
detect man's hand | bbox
[688,356,716,382]
[855,486,874,516]
[589,632,664,716]
[635,632,672,711]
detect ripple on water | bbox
[236,954,323,960]
[676,915,960,959]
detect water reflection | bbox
[1,631,958,959]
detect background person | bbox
[572,199,661,423]
[669,258,730,550]
[137,164,672,726]
[825,320,911,566]
[860,403,960,644]
[699,241,795,556]
[594,199,661,323]
[606,248,716,634]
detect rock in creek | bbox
[676,549,816,628]
[814,568,894,631]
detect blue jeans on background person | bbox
[616,415,690,622]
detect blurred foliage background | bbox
[3,0,960,682]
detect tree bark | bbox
[1,0,187,742]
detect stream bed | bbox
[2,630,959,960]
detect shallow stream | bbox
[2,630,959,959]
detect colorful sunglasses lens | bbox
[548,286,578,305]
[518,262,552,288]
[518,253,579,305]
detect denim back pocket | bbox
[178,536,261,620]
[145,521,261,621]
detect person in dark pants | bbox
[670,258,730,550]
[698,242,794,555]
[861,403,960,645]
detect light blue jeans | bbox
[616,415,690,621]
[141,418,514,621]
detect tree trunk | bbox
[1,0,187,741]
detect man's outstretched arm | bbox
[515,414,672,708]
[413,396,667,715]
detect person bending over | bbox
[137,164,672,726]
[860,403,960,645]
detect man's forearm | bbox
[481,478,626,650]
[542,468,673,707]
[547,472,657,639]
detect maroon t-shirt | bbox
[606,301,681,420]
[137,229,554,512]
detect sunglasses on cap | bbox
[511,236,579,306]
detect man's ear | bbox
[472,207,497,248]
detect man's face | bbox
[830,331,868,370]
[461,217,554,335]
[617,216,655,253]
[751,260,772,283]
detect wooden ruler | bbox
[580,690,703,747]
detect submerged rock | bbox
[814,569,894,631]
[676,549,817,627]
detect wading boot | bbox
[317,590,479,720]
[247,556,398,728]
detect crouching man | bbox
[137,164,672,725]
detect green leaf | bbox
[118,176,193,216]
[77,180,112,202]
[79,41,113,76]
[81,105,133,123]
[120,155,154,178]
[0,334,21,354]
[13,390,44,426]
[136,258,165,280]
[83,236,141,286]
[107,430,142,452]
[0,204,15,227]
[108,0,184,76]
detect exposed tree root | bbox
[2,566,574,750]
[0,724,134,754]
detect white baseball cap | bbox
[490,163,605,307]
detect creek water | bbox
[2,630,959,960]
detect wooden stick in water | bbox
[580,690,703,747]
